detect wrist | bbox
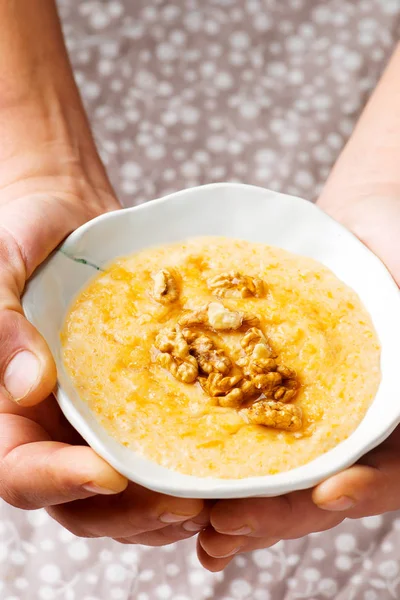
[1,82,107,182]
[0,0,117,215]
[318,44,400,220]
[317,179,400,223]
[0,86,118,216]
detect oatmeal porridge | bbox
[61,237,381,478]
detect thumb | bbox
[1,314,56,408]
[0,193,105,407]
[312,448,400,517]
[0,232,57,407]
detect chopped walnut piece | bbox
[200,371,245,408]
[240,328,299,401]
[179,302,244,331]
[206,372,243,396]
[274,366,299,402]
[178,308,206,328]
[242,313,261,329]
[207,302,243,331]
[252,278,266,297]
[277,365,297,379]
[180,328,199,344]
[219,387,244,408]
[239,378,257,399]
[252,371,282,391]
[244,400,303,432]
[201,373,258,408]
[241,327,274,356]
[183,330,232,375]
[272,377,299,402]
[207,271,266,298]
[155,327,188,359]
[220,378,258,407]
[196,347,232,375]
[151,269,179,305]
[157,352,198,384]
[243,345,277,375]
[239,331,274,378]
[178,302,260,333]
[155,327,198,383]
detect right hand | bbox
[0,158,207,545]
[197,181,400,570]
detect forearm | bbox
[0,0,110,200]
[318,43,400,217]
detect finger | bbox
[211,491,343,539]
[0,192,118,408]
[197,534,279,572]
[0,228,56,407]
[199,526,248,559]
[114,521,204,547]
[0,310,57,407]
[0,414,127,509]
[0,385,86,447]
[313,448,400,516]
[180,504,211,534]
[47,483,204,539]
[197,537,234,572]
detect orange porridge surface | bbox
[61,237,381,478]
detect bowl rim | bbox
[24,182,400,498]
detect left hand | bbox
[0,136,208,548]
[197,194,400,571]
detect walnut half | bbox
[200,372,252,409]
[182,330,232,375]
[151,269,179,305]
[205,372,243,397]
[240,328,299,402]
[244,400,303,432]
[155,327,198,383]
[241,327,274,357]
[207,271,266,298]
[218,378,257,408]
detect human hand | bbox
[0,161,208,545]
[196,192,400,570]
[0,0,207,546]
[196,41,400,570]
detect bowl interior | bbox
[22,183,400,498]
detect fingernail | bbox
[318,496,356,511]
[225,526,252,536]
[159,513,193,524]
[216,546,243,558]
[4,351,41,401]
[182,520,205,532]
[82,483,121,495]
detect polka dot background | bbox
[2,0,400,598]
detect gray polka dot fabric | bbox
[2,1,400,599]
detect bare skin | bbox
[0,0,206,545]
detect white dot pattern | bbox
[56,0,399,207]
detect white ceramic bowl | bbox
[22,183,400,498]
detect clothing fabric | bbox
[2,1,400,598]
